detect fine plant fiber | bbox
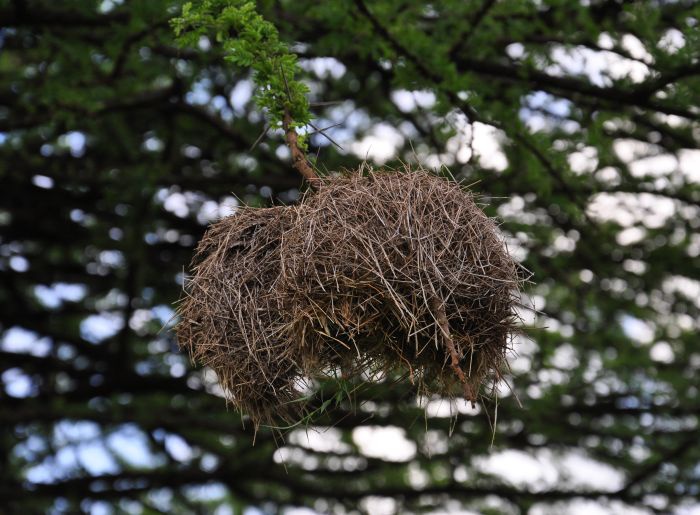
[177,165,526,427]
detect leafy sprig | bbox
[172,0,311,147]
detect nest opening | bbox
[177,166,525,426]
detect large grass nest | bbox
[177,166,525,426]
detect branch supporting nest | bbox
[431,296,477,408]
[282,109,321,189]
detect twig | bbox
[282,109,321,189]
[308,121,344,150]
[309,100,344,107]
[430,296,476,407]
[249,124,270,152]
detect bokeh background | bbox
[1,0,699,513]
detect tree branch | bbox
[282,109,321,189]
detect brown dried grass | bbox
[177,166,525,427]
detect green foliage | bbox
[172,0,311,142]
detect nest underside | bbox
[177,168,524,426]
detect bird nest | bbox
[177,167,525,427]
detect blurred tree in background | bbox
[1,0,699,513]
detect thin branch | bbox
[308,121,344,150]
[353,0,480,121]
[430,296,476,407]
[249,124,270,152]
[448,0,497,61]
[618,434,698,495]
[282,109,321,189]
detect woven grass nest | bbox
[177,166,524,426]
